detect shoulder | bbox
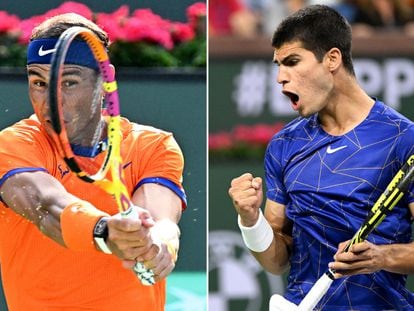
[121,118,182,154]
[121,117,172,138]
[0,115,46,143]
[371,100,413,126]
[267,115,315,150]
[273,116,314,139]
[371,100,414,139]
[264,116,316,166]
[372,100,414,159]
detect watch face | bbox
[94,218,108,237]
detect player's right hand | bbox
[228,173,263,227]
[106,206,155,261]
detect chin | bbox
[298,109,312,118]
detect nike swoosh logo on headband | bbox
[38,45,56,56]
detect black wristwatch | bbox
[93,217,112,254]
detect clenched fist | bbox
[228,173,263,227]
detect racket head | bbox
[345,154,414,250]
[48,26,120,182]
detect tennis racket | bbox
[48,26,155,286]
[295,154,414,310]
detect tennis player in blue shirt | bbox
[229,5,414,310]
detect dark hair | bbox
[272,5,355,75]
[30,13,109,48]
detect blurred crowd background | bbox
[209,0,414,38]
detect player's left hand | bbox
[328,240,386,278]
[122,219,179,282]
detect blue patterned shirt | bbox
[265,100,414,310]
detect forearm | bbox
[252,233,291,275]
[132,183,182,256]
[238,209,291,274]
[0,171,80,246]
[381,242,414,275]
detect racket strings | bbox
[57,33,109,174]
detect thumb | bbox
[338,240,351,254]
[131,205,155,228]
[140,212,155,228]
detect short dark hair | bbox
[272,5,355,75]
[30,13,109,48]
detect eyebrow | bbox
[273,53,300,66]
[27,68,45,78]
[27,68,83,79]
[62,69,83,77]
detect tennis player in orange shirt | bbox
[0,13,186,311]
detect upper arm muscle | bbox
[264,199,293,249]
[131,183,182,222]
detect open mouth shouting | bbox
[282,90,300,111]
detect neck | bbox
[318,74,375,136]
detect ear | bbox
[325,48,342,72]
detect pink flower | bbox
[186,2,206,29]
[18,1,94,44]
[121,9,174,49]
[0,11,20,34]
[233,123,284,146]
[132,8,172,32]
[209,132,234,150]
[170,22,195,43]
[18,15,45,43]
[45,1,93,20]
[95,5,129,42]
[2,0,205,65]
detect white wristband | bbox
[238,209,273,252]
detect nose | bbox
[37,100,52,123]
[277,66,289,85]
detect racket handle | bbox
[297,271,334,311]
[269,294,298,310]
[121,206,156,286]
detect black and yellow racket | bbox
[48,26,155,286]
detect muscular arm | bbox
[380,202,414,275]
[331,202,414,277]
[132,183,182,224]
[100,182,182,266]
[251,199,292,275]
[123,182,182,281]
[0,170,181,274]
[0,171,78,246]
[229,173,292,275]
